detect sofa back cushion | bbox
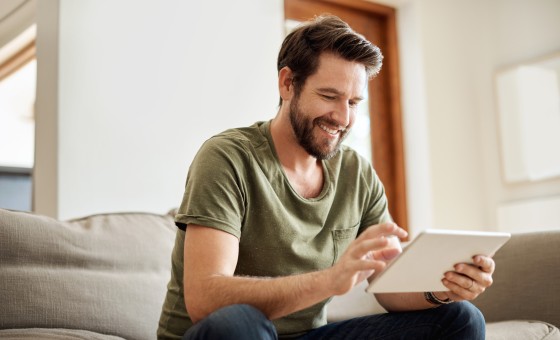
[473,230,560,327]
[0,209,176,340]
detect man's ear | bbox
[278,66,294,102]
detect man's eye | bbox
[349,101,359,108]
[322,95,335,101]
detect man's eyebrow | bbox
[316,87,364,101]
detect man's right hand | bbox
[328,222,407,296]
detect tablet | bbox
[366,229,511,293]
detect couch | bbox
[0,209,176,340]
[0,208,558,339]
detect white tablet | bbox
[366,229,511,293]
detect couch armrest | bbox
[472,230,560,327]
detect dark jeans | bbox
[182,302,485,340]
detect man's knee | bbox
[440,301,486,338]
[449,301,485,327]
[183,304,277,340]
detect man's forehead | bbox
[310,54,368,94]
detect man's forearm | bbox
[186,268,335,323]
[374,292,441,312]
[183,223,407,323]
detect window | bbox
[0,25,36,211]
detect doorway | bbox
[285,0,408,230]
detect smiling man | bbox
[158,15,491,340]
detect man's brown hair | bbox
[277,15,383,105]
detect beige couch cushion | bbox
[473,231,560,328]
[486,320,560,340]
[0,328,126,339]
[0,209,176,340]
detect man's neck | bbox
[270,113,324,199]
[270,114,319,173]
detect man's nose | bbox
[331,101,351,127]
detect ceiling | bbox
[0,0,27,20]
[0,0,35,49]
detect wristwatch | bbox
[424,291,454,305]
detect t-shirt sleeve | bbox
[175,136,247,239]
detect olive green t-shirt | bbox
[158,120,391,339]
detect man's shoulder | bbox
[331,144,380,187]
[197,121,269,161]
[209,121,267,146]
[336,144,372,170]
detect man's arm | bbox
[183,222,407,323]
[374,255,496,312]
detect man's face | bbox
[289,53,367,160]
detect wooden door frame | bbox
[284,0,408,231]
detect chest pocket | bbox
[331,224,360,266]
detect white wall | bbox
[394,1,434,236]
[481,0,560,231]
[393,0,560,233]
[419,0,490,230]
[35,0,283,219]
[33,0,560,232]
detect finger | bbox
[453,263,493,288]
[473,255,495,273]
[444,270,489,298]
[442,278,478,301]
[444,271,477,291]
[453,264,482,282]
[352,236,402,260]
[337,256,386,276]
[359,222,408,241]
[372,247,402,261]
[352,258,386,272]
[349,237,389,258]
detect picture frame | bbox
[495,52,560,183]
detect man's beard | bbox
[289,96,350,160]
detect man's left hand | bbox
[438,255,495,301]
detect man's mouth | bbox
[317,122,345,136]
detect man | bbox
[158,15,493,339]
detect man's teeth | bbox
[318,123,344,135]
